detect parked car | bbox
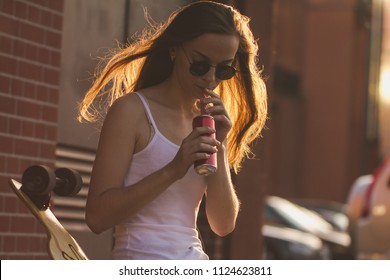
[346,155,390,259]
[291,198,349,232]
[262,223,331,260]
[264,196,352,259]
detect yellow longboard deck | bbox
[9,179,88,260]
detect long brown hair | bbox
[78,1,267,173]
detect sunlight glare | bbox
[380,68,390,104]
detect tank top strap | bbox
[134,92,158,130]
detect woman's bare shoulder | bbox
[111,92,142,111]
[105,93,144,121]
[97,93,145,140]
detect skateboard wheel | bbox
[22,165,56,195]
[54,168,83,197]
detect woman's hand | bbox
[170,126,220,179]
[201,90,232,143]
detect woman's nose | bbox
[202,66,217,83]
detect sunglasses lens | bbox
[216,65,236,80]
[190,62,210,76]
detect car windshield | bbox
[266,197,334,233]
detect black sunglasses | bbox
[182,48,237,80]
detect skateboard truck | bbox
[9,165,88,259]
[21,165,83,210]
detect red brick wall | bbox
[0,0,63,259]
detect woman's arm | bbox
[205,143,240,237]
[201,91,240,237]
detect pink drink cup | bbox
[192,115,217,176]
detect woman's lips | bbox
[196,86,212,98]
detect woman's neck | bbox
[146,78,199,118]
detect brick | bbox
[4,195,18,212]
[14,138,40,157]
[0,0,15,14]
[10,216,36,233]
[0,216,10,232]
[43,67,59,85]
[15,1,28,19]
[0,74,11,93]
[35,253,51,260]
[39,143,55,158]
[0,195,4,211]
[3,235,16,252]
[47,0,64,12]
[35,90,48,103]
[0,35,13,54]
[0,95,16,114]
[0,14,19,36]
[36,123,48,139]
[35,84,48,101]
[27,4,41,24]
[9,117,21,135]
[6,156,20,174]
[16,99,41,119]
[16,235,31,252]
[18,197,31,214]
[0,175,13,193]
[34,219,46,234]
[25,43,38,61]
[0,135,13,154]
[48,88,59,104]
[19,22,45,44]
[0,196,4,211]
[45,30,61,48]
[34,123,45,138]
[37,47,50,64]
[29,0,49,8]
[18,60,42,81]
[36,47,50,65]
[52,14,62,30]
[23,81,37,99]
[50,50,61,67]
[0,115,8,133]
[12,39,25,57]
[41,104,58,122]
[11,78,24,96]
[21,120,35,137]
[46,125,57,140]
[40,9,51,27]
[30,236,45,252]
[0,55,18,75]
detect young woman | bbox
[78,1,267,260]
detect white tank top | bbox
[111,92,209,260]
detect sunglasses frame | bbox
[181,47,237,80]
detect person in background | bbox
[78,1,267,260]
